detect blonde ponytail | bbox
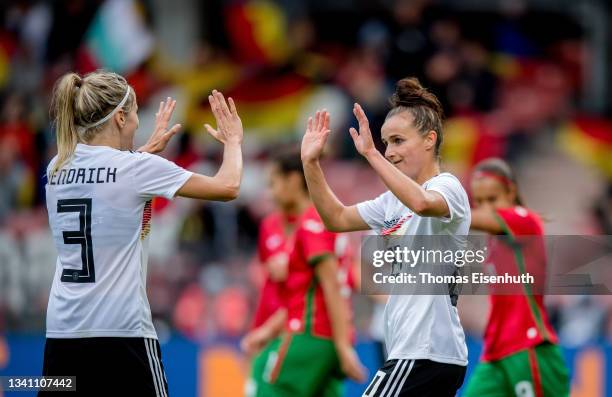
[50,73,82,176]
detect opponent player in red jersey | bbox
[241,154,301,350]
[464,158,569,397]
[251,213,288,328]
[243,150,365,397]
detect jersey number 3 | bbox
[58,198,95,283]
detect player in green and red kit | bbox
[250,211,292,330]
[240,210,293,381]
[243,150,365,397]
[241,157,296,394]
[463,158,570,397]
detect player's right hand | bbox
[301,109,331,163]
[138,97,182,154]
[349,103,376,158]
[338,343,367,383]
[204,90,243,145]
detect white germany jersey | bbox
[45,144,192,339]
[357,173,470,366]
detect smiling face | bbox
[381,111,437,179]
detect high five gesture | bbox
[348,103,376,157]
[301,109,331,163]
[176,89,243,201]
[138,97,182,154]
[205,89,243,145]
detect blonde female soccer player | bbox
[41,70,243,397]
[301,77,469,397]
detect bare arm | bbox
[303,160,369,232]
[259,307,287,338]
[350,256,388,304]
[350,103,449,217]
[315,256,366,382]
[363,150,448,217]
[470,208,503,234]
[316,257,350,349]
[177,142,242,201]
[176,90,243,201]
[240,309,287,355]
[301,111,370,232]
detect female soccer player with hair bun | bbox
[41,70,243,396]
[464,158,569,397]
[301,77,470,396]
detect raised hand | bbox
[349,103,376,157]
[138,97,182,154]
[301,109,331,163]
[204,90,243,145]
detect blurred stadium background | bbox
[0,0,611,396]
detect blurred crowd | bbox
[0,0,610,348]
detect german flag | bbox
[225,0,290,66]
[185,71,313,139]
[181,0,309,137]
[442,113,507,177]
[558,117,612,179]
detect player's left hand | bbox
[204,90,243,146]
[138,97,182,154]
[349,103,376,158]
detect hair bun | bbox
[390,77,443,118]
[74,74,83,88]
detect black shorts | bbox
[362,359,466,397]
[39,337,169,397]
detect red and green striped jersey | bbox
[280,206,354,339]
[482,206,559,362]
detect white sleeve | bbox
[356,192,390,231]
[132,152,193,200]
[426,174,468,223]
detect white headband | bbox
[84,87,131,129]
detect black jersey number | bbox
[58,198,95,283]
